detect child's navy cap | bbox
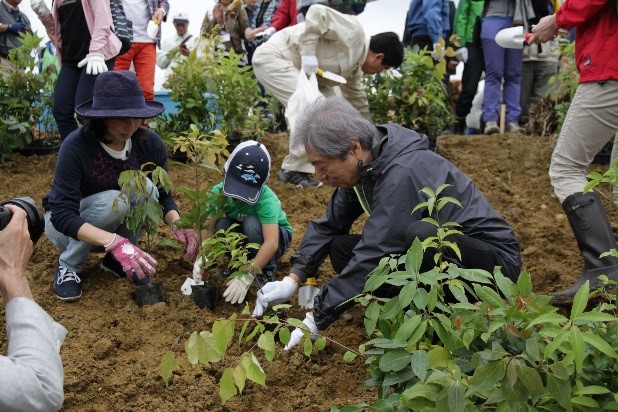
[223,140,271,205]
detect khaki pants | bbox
[253,43,337,174]
[549,80,618,203]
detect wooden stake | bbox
[499,104,506,134]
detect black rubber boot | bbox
[453,116,466,135]
[552,192,618,305]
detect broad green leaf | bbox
[364,270,389,293]
[543,330,570,358]
[570,281,590,322]
[381,296,401,320]
[405,239,423,275]
[233,364,246,394]
[428,346,452,369]
[242,353,266,386]
[506,360,517,388]
[213,318,235,354]
[571,396,599,408]
[370,399,394,412]
[257,331,275,362]
[493,271,514,299]
[525,338,541,363]
[410,350,429,380]
[516,271,532,295]
[314,336,326,351]
[160,351,176,386]
[427,286,438,311]
[278,327,291,345]
[185,331,199,365]
[570,326,585,373]
[546,373,571,409]
[574,385,610,396]
[468,361,506,394]
[364,301,380,335]
[198,331,222,363]
[581,331,618,358]
[526,312,568,330]
[401,382,439,402]
[219,368,237,404]
[576,311,618,323]
[446,382,466,412]
[394,315,422,343]
[382,367,416,387]
[398,282,417,310]
[406,319,428,347]
[516,365,544,396]
[379,349,412,372]
[474,284,505,309]
[343,351,357,362]
[456,268,493,285]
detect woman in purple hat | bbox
[42,70,197,302]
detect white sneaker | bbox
[484,121,499,135]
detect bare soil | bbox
[1,131,615,411]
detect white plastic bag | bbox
[285,69,323,157]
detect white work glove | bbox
[455,47,468,63]
[263,26,276,37]
[284,313,317,350]
[252,276,298,317]
[301,55,318,76]
[30,0,50,17]
[223,274,254,304]
[431,43,445,61]
[77,52,107,75]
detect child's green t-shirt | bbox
[210,183,293,234]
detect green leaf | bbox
[394,315,422,343]
[314,336,326,351]
[258,331,275,362]
[198,331,222,363]
[574,385,610,396]
[446,382,466,412]
[369,399,395,412]
[364,301,380,335]
[406,320,428,348]
[185,331,199,365]
[233,364,246,394]
[410,350,429,380]
[405,238,423,275]
[160,351,176,386]
[543,329,570,358]
[516,271,532,295]
[382,367,416,387]
[526,312,568,330]
[303,337,313,356]
[381,296,402,320]
[278,327,291,345]
[576,311,618,323]
[398,282,417,310]
[219,368,237,404]
[401,382,439,402]
[581,331,618,358]
[546,373,571,409]
[493,271,514,299]
[379,349,412,372]
[570,326,585,373]
[516,365,544,396]
[213,318,235,355]
[473,284,505,309]
[427,286,438,311]
[343,351,357,362]
[468,361,506,394]
[570,281,590,322]
[571,396,599,408]
[428,346,452,369]
[242,353,266,386]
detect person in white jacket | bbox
[156,10,194,80]
[252,4,403,188]
[0,205,67,412]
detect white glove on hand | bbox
[301,55,318,76]
[431,43,445,61]
[30,0,50,17]
[252,276,298,317]
[77,53,107,75]
[223,274,254,304]
[264,27,276,37]
[455,47,468,63]
[284,313,317,350]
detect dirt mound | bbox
[1,131,614,411]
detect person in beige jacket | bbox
[252,4,403,188]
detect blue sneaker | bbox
[54,264,82,301]
[100,252,150,286]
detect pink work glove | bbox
[171,223,198,262]
[104,235,157,279]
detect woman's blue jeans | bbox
[214,216,292,271]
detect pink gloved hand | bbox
[104,235,157,279]
[171,223,198,262]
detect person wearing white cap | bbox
[192,141,293,305]
[156,9,193,79]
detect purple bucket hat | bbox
[75,71,164,119]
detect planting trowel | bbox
[495,26,569,49]
[298,277,320,309]
[317,68,347,84]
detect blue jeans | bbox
[215,216,292,271]
[53,59,115,139]
[45,179,158,273]
[481,18,523,124]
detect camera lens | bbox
[0,197,44,243]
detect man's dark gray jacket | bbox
[290,124,522,329]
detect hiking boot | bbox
[278,169,323,188]
[484,121,499,135]
[100,252,150,286]
[507,122,523,134]
[54,264,82,301]
[453,116,466,135]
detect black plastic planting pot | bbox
[134,282,166,307]
[192,283,218,309]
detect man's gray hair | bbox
[292,97,375,158]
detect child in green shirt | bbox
[204,140,292,304]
